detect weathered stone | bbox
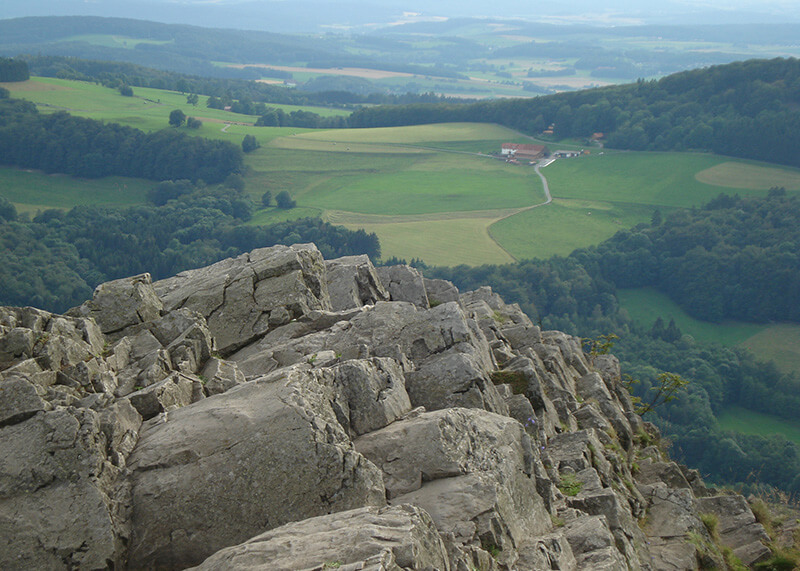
[125,372,196,420]
[423,277,461,306]
[200,357,246,395]
[0,327,36,367]
[190,504,450,571]
[0,408,127,570]
[0,375,47,426]
[69,273,163,336]
[329,357,412,436]
[697,495,771,565]
[405,351,508,415]
[153,244,331,354]
[635,459,692,490]
[126,368,385,569]
[325,255,389,311]
[376,264,429,308]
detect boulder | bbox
[0,406,137,570]
[69,273,162,337]
[190,504,450,571]
[325,255,389,311]
[126,368,385,569]
[153,244,331,354]
[423,277,461,306]
[376,265,429,308]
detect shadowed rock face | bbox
[0,244,773,570]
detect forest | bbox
[0,186,380,313]
[0,94,242,183]
[423,191,800,494]
[350,57,800,168]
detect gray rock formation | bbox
[0,244,776,570]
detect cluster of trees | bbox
[582,189,800,322]
[0,57,29,82]
[350,57,800,169]
[0,185,380,313]
[422,190,800,493]
[0,97,241,183]
[253,108,348,129]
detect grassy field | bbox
[617,287,800,375]
[717,405,800,446]
[0,167,152,214]
[489,198,656,259]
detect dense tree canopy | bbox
[0,98,242,183]
[0,185,380,314]
[351,57,800,168]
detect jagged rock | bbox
[405,351,508,414]
[189,504,451,571]
[328,357,412,436]
[696,495,771,565]
[0,374,48,426]
[153,244,331,354]
[423,277,461,306]
[126,367,385,569]
[0,245,780,571]
[356,407,550,567]
[200,357,246,395]
[639,484,722,570]
[69,273,163,337]
[635,459,692,490]
[325,255,389,311]
[562,515,628,568]
[376,264,429,308]
[124,371,197,420]
[0,405,137,570]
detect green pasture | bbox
[695,161,800,190]
[339,216,515,266]
[543,152,798,208]
[617,287,800,375]
[740,325,800,376]
[617,288,767,345]
[489,198,654,260]
[0,167,151,213]
[717,405,800,446]
[297,156,541,216]
[4,78,345,135]
[295,123,522,144]
[249,206,322,225]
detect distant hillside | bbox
[351,57,800,168]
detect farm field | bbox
[0,167,152,214]
[2,77,342,137]
[717,405,800,446]
[617,287,800,375]
[6,77,800,266]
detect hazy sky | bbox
[2,0,800,31]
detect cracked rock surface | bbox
[0,244,773,570]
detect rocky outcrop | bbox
[0,244,774,570]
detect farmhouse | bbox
[501,143,548,161]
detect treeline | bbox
[0,186,380,313]
[351,57,800,168]
[0,97,242,183]
[0,57,29,82]
[422,190,800,493]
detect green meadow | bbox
[717,405,800,446]
[617,287,800,375]
[0,167,152,214]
